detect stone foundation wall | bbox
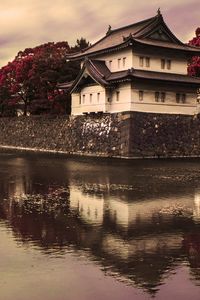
[129,112,200,158]
[0,112,200,158]
[0,114,126,157]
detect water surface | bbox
[0,153,200,299]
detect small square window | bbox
[116,91,120,101]
[161,59,165,69]
[123,57,126,67]
[139,57,144,67]
[146,57,150,67]
[118,58,121,68]
[167,60,171,70]
[161,92,166,102]
[139,91,144,101]
[155,92,159,102]
[176,93,180,103]
[182,94,186,103]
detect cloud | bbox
[0,0,200,66]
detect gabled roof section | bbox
[132,38,200,54]
[133,12,182,44]
[70,59,111,93]
[67,14,160,59]
[67,11,197,60]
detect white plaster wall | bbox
[131,89,198,115]
[107,194,193,230]
[107,199,129,228]
[71,85,106,115]
[133,53,188,74]
[97,49,133,72]
[89,48,187,74]
[107,83,132,113]
[69,187,104,225]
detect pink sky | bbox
[0,0,200,67]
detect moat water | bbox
[0,153,200,300]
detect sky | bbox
[0,0,200,67]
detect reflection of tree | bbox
[183,232,200,284]
[183,232,200,267]
[0,187,199,295]
[1,156,200,295]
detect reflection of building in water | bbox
[69,184,193,292]
[193,189,200,223]
[70,188,104,225]
[102,232,182,261]
[2,179,200,295]
[108,195,194,230]
[70,184,196,231]
[7,158,31,199]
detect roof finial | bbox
[157,8,161,15]
[106,25,112,35]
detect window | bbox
[161,59,172,70]
[176,93,180,103]
[182,94,186,103]
[123,57,126,67]
[139,56,150,67]
[176,93,186,103]
[118,58,121,68]
[145,57,150,67]
[90,94,92,103]
[167,60,171,70]
[83,94,85,104]
[79,95,81,105]
[97,93,100,102]
[155,92,166,102]
[139,57,144,67]
[109,60,112,68]
[155,92,159,102]
[116,91,120,101]
[161,59,165,69]
[161,92,166,102]
[139,91,144,101]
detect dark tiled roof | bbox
[67,13,200,60]
[106,68,200,84]
[133,38,200,53]
[107,70,129,81]
[90,60,111,78]
[69,59,110,93]
[67,15,157,59]
[131,69,200,84]
[60,60,200,92]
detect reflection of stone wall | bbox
[1,112,200,158]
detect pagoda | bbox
[63,10,200,115]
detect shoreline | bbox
[1,144,200,161]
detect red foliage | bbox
[188,29,200,77]
[0,39,88,116]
